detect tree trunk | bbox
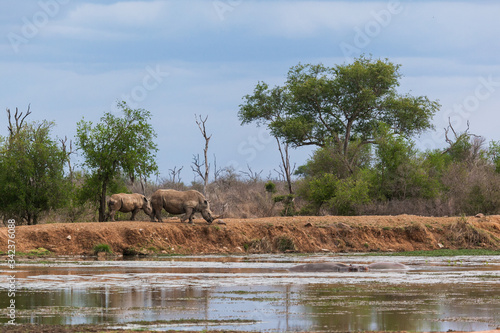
[203,136,209,198]
[99,180,108,222]
[276,137,293,194]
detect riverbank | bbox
[1,214,499,256]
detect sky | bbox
[1,0,499,183]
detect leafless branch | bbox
[168,166,183,184]
[7,104,32,138]
[194,114,212,196]
[239,164,263,182]
[213,154,223,182]
[442,118,484,165]
[191,153,203,174]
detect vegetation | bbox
[275,235,297,252]
[28,247,51,256]
[0,107,70,225]
[75,101,158,221]
[240,56,439,176]
[3,57,500,224]
[93,243,113,255]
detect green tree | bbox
[75,102,158,221]
[241,56,440,175]
[0,118,69,225]
[294,141,372,180]
[328,170,371,215]
[296,173,338,214]
[373,124,441,201]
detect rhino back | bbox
[110,193,144,212]
[152,189,200,214]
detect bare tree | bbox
[212,154,223,182]
[169,166,183,185]
[443,118,483,164]
[275,138,295,194]
[192,114,212,197]
[240,164,263,182]
[7,105,31,139]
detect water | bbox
[1,254,499,332]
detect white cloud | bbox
[46,1,217,40]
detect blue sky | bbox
[1,0,500,182]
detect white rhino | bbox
[107,193,153,222]
[150,189,214,224]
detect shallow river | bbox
[1,254,499,332]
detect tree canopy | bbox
[239,56,440,174]
[75,101,158,221]
[0,119,69,224]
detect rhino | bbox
[107,193,153,222]
[150,189,214,224]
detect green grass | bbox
[365,249,500,257]
[92,243,113,255]
[27,248,51,256]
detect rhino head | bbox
[200,199,214,224]
[142,196,154,218]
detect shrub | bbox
[328,170,371,215]
[265,181,277,194]
[28,247,51,256]
[275,236,296,252]
[93,243,113,255]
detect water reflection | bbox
[0,255,499,331]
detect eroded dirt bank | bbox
[1,215,500,255]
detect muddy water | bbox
[1,255,499,332]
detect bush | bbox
[265,181,277,194]
[28,247,51,256]
[93,243,113,255]
[275,236,296,252]
[328,170,371,215]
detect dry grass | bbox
[446,216,499,247]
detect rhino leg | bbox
[156,209,163,222]
[130,208,140,221]
[108,208,117,222]
[183,207,194,224]
[150,207,157,222]
[155,207,163,223]
[107,205,114,222]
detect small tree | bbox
[75,102,158,221]
[0,108,69,225]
